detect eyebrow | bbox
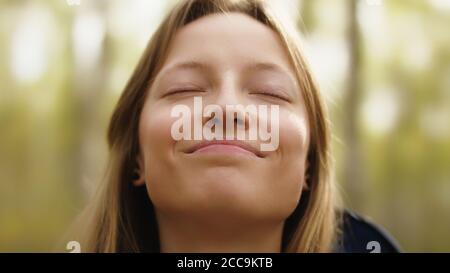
[161,61,291,76]
[156,60,297,87]
[245,61,298,89]
[245,61,292,75]
[157,61,209,80]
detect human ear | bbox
[132,154,146,187]
[303,160,310,191]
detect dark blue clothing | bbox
[334,210,401,253]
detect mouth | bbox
[184,140,265,158]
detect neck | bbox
[156,212,284,253]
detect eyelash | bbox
[250,90,290,102]
[164,88,290,102]
[164,88,204,97]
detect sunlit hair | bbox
[72,0,341,252]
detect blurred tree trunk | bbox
[71,1,110,198]
[344,0,365,209]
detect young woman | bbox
[72,0,400,253]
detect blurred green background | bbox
[0,0,449,252]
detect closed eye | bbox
[249,91,291,102]
[163,88,205,97]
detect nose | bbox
[202,83,250,138]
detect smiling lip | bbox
[185,140,264,158]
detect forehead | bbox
[160,12,295,74]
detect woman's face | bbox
[138,13,310,223]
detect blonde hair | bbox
[73,0,340,252]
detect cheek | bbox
[281,111,309,161]
[139,105,175,159]
[278,111,309,187]
[261,110,310,216]
[139,104,179,203]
